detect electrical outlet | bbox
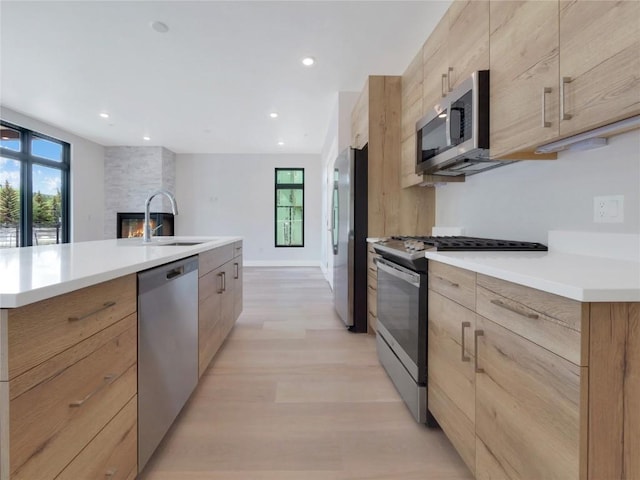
[594,195,624,223]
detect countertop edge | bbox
[424,251,640,303]
[0,236,242,308]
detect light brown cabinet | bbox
[1,275,138,480]
[428,259,639,480]
[558,0,640,137]
[400,0,488,187]
[198,241,243,377]
[489,0,560,158]
[490,0,640,158]
[366,244,379,333]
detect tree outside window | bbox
[275,168,304,247]
[0,121,69,248]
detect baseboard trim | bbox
[244,260,322,267]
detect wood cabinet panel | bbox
[7,274,136,379]
[588,302,640,480]
[428,261,476,310]
[490,0,560,158]
[10,320,136,480]
[367,76,402,237]
[475,315,584,480]
[351,81,369,149]
[559,0,640,137]
[427,291,476,473]
[476,273,587,365]
[56,395,137,480]
[446,0,489,90]
[401,49,423,142]
[199,266,224,377]
[199,244,234,277]
[422,15,449,114]
[233,256,243,322]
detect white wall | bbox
[0,106,105,242]
[175,153,322,265]
[436,130,640,244]
[320,92,360,286]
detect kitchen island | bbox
[0,236,243,480]
[423,232,639,480]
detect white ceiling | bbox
[0,1,450,154]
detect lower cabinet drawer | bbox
[56,395,137,480]
[9,318,137,480]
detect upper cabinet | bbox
[446,1,490,95]
[400,1,489,187]
[490,0,640,158]
[351,81,370,149]
[489,1,560,158]
[423,1,490,115]
[558,0,640,137]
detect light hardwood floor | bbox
[140,267,473,480]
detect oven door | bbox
[376,258,427,384]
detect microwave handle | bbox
[445,101,452,147]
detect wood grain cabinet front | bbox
[55,395,138,480]
[366,244,379,334]
[7,274,136,380]
[427,259,639,480]
[8,315,137,480]
[198,242,243,377]
[490,0,640,158]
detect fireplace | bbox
[117,212,174,238]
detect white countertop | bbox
[423,250,640,302]
[0,236,241,308]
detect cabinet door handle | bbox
[541,87,552,127]
[433,274,459,288]
[461,321,471,362]
[490,299,539,319]
[441,73,448,97]
[68,301,116,322]
[105,468,118,478]
[474,330,484,373]
[69,374,115,407]
[561,76,573,120]
[217,272,224,294]
[234,262,239,280]
[447,66,454,92]
[221,271,226,292]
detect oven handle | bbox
[377,258,421,287]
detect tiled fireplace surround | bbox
[104,146,176,239]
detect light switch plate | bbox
[594,195,624,223]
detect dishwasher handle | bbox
[166,266,184,280]
[138,256,199,295]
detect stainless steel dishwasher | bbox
[137,255,199,472]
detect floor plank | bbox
[140,267,472,480]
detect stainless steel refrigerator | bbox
[332,146,368,332]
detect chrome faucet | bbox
[143,189,178,243]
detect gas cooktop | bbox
[374,236,547,272]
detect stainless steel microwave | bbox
[416,70,505,176]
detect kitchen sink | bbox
[157,241,205,246]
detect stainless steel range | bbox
[373,236,547,424]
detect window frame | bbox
[0,120,70,247]
[274,167,304,248]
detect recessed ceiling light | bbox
[277,141,285,146]
[270,112,279,119]
[99,112,109,118]
[302,57,315,67]
[151,21,169,33]
[143,136,151,141]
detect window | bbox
[275,168,304,247]
[0,121,70,248]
